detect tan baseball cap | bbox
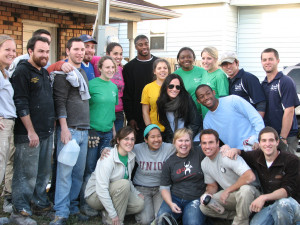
[220,52,238,65]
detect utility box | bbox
[97,25,119,56]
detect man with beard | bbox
[10,36,55,225]
[195,84,264,150]
[50,37,90,225]
[261,48,300,154]
[123,35,158,143]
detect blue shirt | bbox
[262,72,300,137]
[81,62,95,81]
[204,95,265,149]
[229,69,266,106]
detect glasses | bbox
[168,84,181,90]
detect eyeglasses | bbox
[168,84,181,90]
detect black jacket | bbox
[11,60,55,143]
[162,96,202,143]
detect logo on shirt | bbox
[184,161,193,175]
[194,78,201,83]
[234,83,242,91]
[31,77,39,83]
[112,91,116,97]
[270,84,279,92]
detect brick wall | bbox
[0,1,93,59]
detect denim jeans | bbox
[54,127,88,218]
[115,111,124,133]
[135,186,163,225]
[250,197,300,225]
[12,134,53,214]
[157,193,206,225]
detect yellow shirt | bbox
[141,81,165,131]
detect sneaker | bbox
[3,199,13,213]
[10,211,37,225]
[32,204,55,220]
[71,212,89,222]
[80,204,99,217]
[49,216,67,225]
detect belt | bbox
[134,184,159,188]
[69,126,87,131]
[6,118,15,121]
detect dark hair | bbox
[97,55,117,70]
[112,126,136,146]
[106,42,122,55]
[157,74,190,126]
[258,126,279,142]
[32,29,51,37]
[153,58,171,80]
[261,48,279,60]
[27,36,50,54]
[195,84,213,98]
[200,129,219,143]
[134,35,149,45]
[177,47,196,61]
[66,37,83,50]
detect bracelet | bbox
[280,136,286,140]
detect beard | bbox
[32,54,48,68]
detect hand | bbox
[100,148,111,160]
[0,117,4,130]
[250,195,266,213]
[88,129,100,148]
[111,216,121,225]
[200,193,212,205]
[61,128,71,145]
[28,130,39,148]
[128,120,139,130]
[170,202,182,214]
[220,190,230,204]
[221,148,238,160]
[138,193,144,200]
[281,138,288,145]
[61,62,74,73]
[252,142,259,150]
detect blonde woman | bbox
[0,35,16,185]
[200,46,229,118]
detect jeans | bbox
[54,127,88,218]
[250,197,300,225]
[157,193,206,225]
[12,134,53,214]
[80,130,112,208]
[115,111,124,132]
[135,186,163,225]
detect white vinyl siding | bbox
[237,4,300,81]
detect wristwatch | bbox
[279,136,287,140]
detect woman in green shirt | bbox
[200,46,229,118]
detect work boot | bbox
[49,216,67,225]
[10,211,37,225]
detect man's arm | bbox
[220,169,255,204]
[205,182,219,195]
[280,106,294,142]
[250,188,287,212]
[20,115,39,147]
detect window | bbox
[149,20,166,51]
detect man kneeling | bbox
[199,129,260,225]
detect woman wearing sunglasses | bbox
[157,74,202,143]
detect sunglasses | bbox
[168,84,181,90]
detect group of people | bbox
[0,28,299,225]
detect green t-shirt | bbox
[174,66,207,113]
[200,68,229,118]
[118,153,129,179]
[89,78,118,132]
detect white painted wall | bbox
[237,4,300,80]
[117,3,238,61]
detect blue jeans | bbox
[115,111,124,133]
[157,194,206,225]
[250,197,300,225]
[54,128,88,218]
[12,134,53,214]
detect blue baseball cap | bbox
[79,34,97,44]
[144,124,161,137]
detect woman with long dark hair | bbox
[157,74,202,143]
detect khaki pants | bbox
[86,179,144,224]
[0,119,14,186]
[200,185,260,225]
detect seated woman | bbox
[133,124,176,224]
[157,128,206,225]
[157,74,202,143]
[84,126,144,225]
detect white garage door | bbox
[237,5,300,81]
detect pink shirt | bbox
[91,56,124,112]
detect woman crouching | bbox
[84,126,144,225]
[157,128,207,225]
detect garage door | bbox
[237,5,300,81]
